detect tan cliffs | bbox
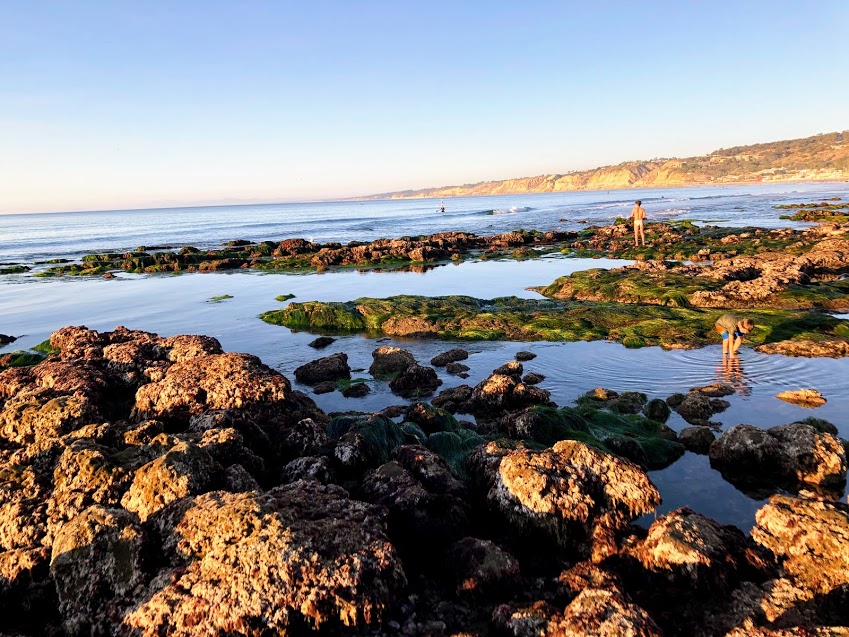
[378,130,849,199]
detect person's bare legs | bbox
[722,334,730,357]
[730,334,743,355]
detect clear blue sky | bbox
[1,1,847,213]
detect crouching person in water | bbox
[715,314,754,356]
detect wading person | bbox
[629,200,646,246]
[714,314,754,357]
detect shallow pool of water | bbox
[1,256,847,531]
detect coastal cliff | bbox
[370,131,849,199]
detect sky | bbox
[1,1,848,214]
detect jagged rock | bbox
[196,427,265,477]
[756,339,849,358]
[430,348,469,367]
[468,374,551,418]
[679,426,716,454]
[135,352,313,427]
[280,456,335,484]
[631,507,768,594]
[491,600,560,637]
[308,336,336,349]
[446,362,470,375]
[388,364,442,398]
[710,422,847,493]
[126,482,406,633]
[120,441,222,521]
[776,389,827,408]
[643,398,670,423]
[522,372,545,385]
[467,440,660,560]
[222,464,260,492]
[50,505,147,636]
[0,546,56,630]
[369,346,416,378]
[432,385,474,413]
[404,402,459,434]
[551,588,663,637]
[671,392,730,426]
[294,352,351,385]
[752,495,849,598]
[515,351,537,361]
[493,361,523,377]
[0,388,100,446]
[47,441,132,536]
[448,537,520,597]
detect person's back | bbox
[629,200,646,246]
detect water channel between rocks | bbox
[2,255,848,531]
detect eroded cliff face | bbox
[380,131,849,199]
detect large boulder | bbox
[430,348,469,367]
[710,422,846,495]
[466,440,660,561]
[126,482,406,633]
[369,346,416,378]
[467,373,551,418]
[388,364,442,398]
[751,494,849,598]
[549,588,663,637]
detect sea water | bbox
[2,182,849,530]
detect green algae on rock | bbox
[260,294,849,351]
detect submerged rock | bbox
[678,426,716,454]
[308,336,336,349]
[775,388,827,408]
[430,348,469,367]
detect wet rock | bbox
[522,372,545,385]
[341,382,370,398]
[468,374,551,418]
[467,440,660,560]
[751,494,849,598]
[312,380,337,394]
[380,404,407,419]
[690,382,735,397]
[448,537,520,597]
[756,338,849,358]
[0,334,17,346]
[491,600,560,637]
[369,345,416,378]
[710,422,847,494]
[631,507,768,594]
[776,389,827,408]
[50,505,147,636]
[279,417,332,460]
[446,362,470,375]
[404,402,460,434]
[126,482,406,633]
[643,398,671,423]
[294,352,351,385]
[671,392,730,426]
[493,360,523,377]
[389,364,442,398]
[308,336,336,349]
[120,441,222,521]
[431,385,474,413]
[515,351,537,361]
[430,348,469,367]
[679,426,716,454]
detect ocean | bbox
[2,181,849,530]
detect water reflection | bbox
[716,355,752,396]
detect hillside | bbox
[369,131,849,199]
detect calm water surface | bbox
[2,184,849,531]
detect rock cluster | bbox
[1,325,848,636]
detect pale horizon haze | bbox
[2,1,848,214]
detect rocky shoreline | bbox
[1,325,848,636]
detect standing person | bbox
[629,200,646,246]
[440,199,445,213]
[714,314,754,356]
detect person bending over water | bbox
[629,200,646,246]
[714,314,754,357]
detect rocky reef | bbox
[1,325,848,635]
